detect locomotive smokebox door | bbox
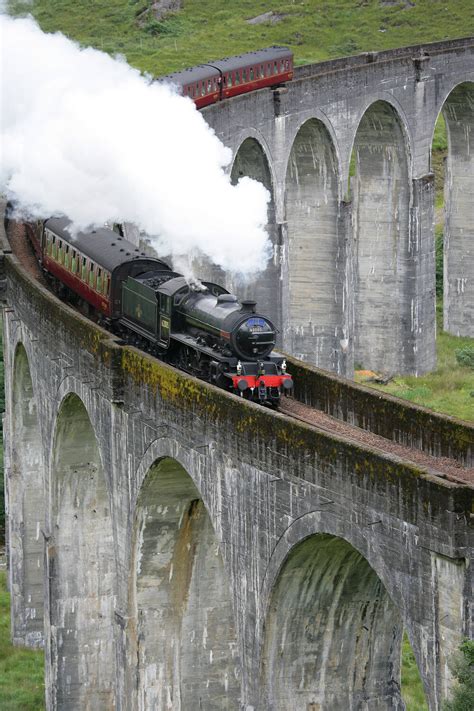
[158,293,171,347]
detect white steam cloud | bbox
[0,13,271,274]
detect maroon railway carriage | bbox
[161,46,293,109]
[27,217,170,319]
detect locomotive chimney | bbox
[241,300,257,313]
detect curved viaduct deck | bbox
[2,211,473,709]
[200,37,474,379]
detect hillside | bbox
[8,0,474,76]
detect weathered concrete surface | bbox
[202,37,474,375]
[443,82,474,336]
[2,241,473,710]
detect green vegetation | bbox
[0,571,45,710]
[455,346,474,369]
[8,0,474,77]
[402,633,429,710]
[443,639,474,711]
[357,329,474,422]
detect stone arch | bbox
[437,81,474,336]
[284,118,343,371]
[260,533,406,709]
[352,100,411,373]
[48,392,116,709]
[230,137,281,335]
[9,342,45,647]
[128,456,241,710]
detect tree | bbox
[443,639,474,711]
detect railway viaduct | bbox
[2,38,474,711]
[199,37,474,377]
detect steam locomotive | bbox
[160,47,294,109]
[25,218,293,406]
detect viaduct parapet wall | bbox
[199,37,474,377]
[2,213,473,710]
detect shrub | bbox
[455,347,474,369]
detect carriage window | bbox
[267,63,271,75]
[281,60,285,71]
[227,73,233,87]
[285,60,290,69]
[71,250,77,273]
[201,82,206,96]
[207,79,212,92]
[96,267,102,292]
[65,244,70,269]
[89,263,95,288]
[243,69,247,81]
[235,71,240,85]
[274,61,278,73]
[103,274,109,296]
[261,64,264,75]
[82,257,87,280]
[250,68,254,80]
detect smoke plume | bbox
[0,12,271,274]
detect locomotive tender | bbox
[160,46,294,108]
[26,218,293,406]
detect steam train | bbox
[160,47,294,109]
[25,218,293,406]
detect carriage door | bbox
[158,293,171,347]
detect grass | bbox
[356,326,474,422]
[0,571,45,710]
[8,1,474,77]
[402,633,429,710]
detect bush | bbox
[443,639,474,711]
[455,347,474,369]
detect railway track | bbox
[280,397,473,485]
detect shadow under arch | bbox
[48,392,116,709]
[9,342,45,647]
[284,117,343,371]
[229,136,281,335]
[351,99,411,374]
[260,533,412,710]
[433,81,474,337]
[128,456,241,710]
